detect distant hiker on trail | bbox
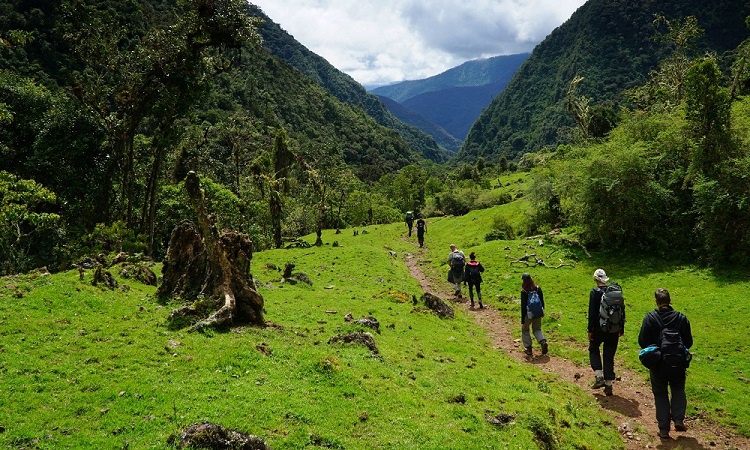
[404,211,414,237]
[588,268,624,396]
[463,252,484,309]
[520,273,547,356]
[415,214,426,248]
[446,244,465,298]
[638,288,693,440]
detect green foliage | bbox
[0,171,61,274]
[460,0,750,161]
[485,215,516,241]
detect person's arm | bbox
[520,290,528,323]
[538,286,544,309]
[682,315,693,349]
[638,312,657,348]
[478,263,485,273]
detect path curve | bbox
[403,249,749,450]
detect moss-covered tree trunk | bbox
[157,171,264,331]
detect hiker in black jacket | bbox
[588,268,622,396]
[638,288,693,439]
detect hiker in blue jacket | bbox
[520,273,547,356]
[638,288,693,439]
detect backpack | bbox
[405,211,414,221]
[659,316,691,371]
[464,262,481,282]
[526,289,544,319]
[451,252,465,271]
[599,282,625,333]
[416,219,425,231]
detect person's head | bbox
[655,288,671,307]
[522,273,536,291]
[450,244,457,251]
[593,268,609,285]
[469,252,476,261]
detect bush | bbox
[485,215,516,241]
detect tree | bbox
[158,172,265,331]
[59,0,261,230]
[0,171,61,274]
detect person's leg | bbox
[476,283,483,308]
[589,335,603,372]
[602,334,619,381]
[531,317,547,354]
[532,317,546,343]
[650,368,672,434]
[669,370,688,428]
[521,318,532,352]
[468,282,475,307]
[589,334,605,388]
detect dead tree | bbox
[157,171,265,331]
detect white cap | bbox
[593,268,609,283]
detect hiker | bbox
[587,268,623,396]
[520,273,547,355]
[463,252,484,309]
[404,211,414,237]
[446,244,465,298]
[638,288,693,439]
[415,214,427,248]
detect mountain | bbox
[251,6,450,163]
[459,0,750,161]
[371,54,529,103]
[370,54,528,145]
[376,95,462,153]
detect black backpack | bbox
[464,262,481,282]
[598,282,625,333]
[451,252,465,271]
[658,315,691,371]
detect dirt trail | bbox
[403,249,748,450]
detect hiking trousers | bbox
[522,317,545,348]
[649,367,687,431]
[589,332,619,380]
[467,281,481,303]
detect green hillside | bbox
[251,6,450,163]
[459,0,750,161]
[3,198,750,448]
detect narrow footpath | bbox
[403,248,749,450]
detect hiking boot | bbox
[523,347,533,355]
[674,420,687,432]
[591,376,605,389]
[604,384,613,396]
[469,301,475,309]
[658,429,670,439]
[540,340,548,355]
[478,302,484,309]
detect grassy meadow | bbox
[2,176,750,449]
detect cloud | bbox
[251,0,586,86]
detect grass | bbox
[1,224,621,449]
[3,173,750,448]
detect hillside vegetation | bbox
[3,192,750,448]
[460,0,750,160]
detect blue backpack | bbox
[526,289,544,319]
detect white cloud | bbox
[250,0,586,86]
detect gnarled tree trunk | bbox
[157,171,264,331]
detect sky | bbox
[249,0,588,87]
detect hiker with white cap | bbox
[587,268,625,396]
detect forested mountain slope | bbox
[371,53,529,103]
[0,0,432,271]
[377,95,462,153]
[459,0,750,161]
[371,54,528,145]
[251,6,450,163]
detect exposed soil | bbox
[403,247,749,450]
